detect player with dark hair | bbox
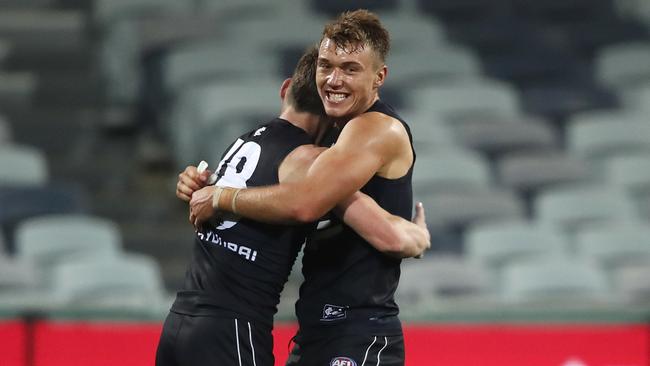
[190,10,417,366]
[158,45,428,366]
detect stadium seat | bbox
[575,223,650,269]
[466,220,568,270]
[399,110,456,153]
[166,77,282,168]
[534,184,637,234]
[379,13,446,49]
[14,214,122,287]
[397,255,493,313]
[161,40,280,99]
[50,254,166,311]
[385,44,482,88]
[406,79,520,121]
[622,83,650,112]
[612,263,650,304]
[0,185,89,252]
[604,152,650,191]
[603,152,650,217]
[412,148,491,196]
[520,84,619,125]
[420,188,524,232]
[501,258,611,304]
[451,115,558,158]
[497,151,594,195]
[567,111,650,161]
[0,144,48,187]
[0,251,38,289]
[0,9,85,52]
[595,42,650,90]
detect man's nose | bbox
[326,68,343,86]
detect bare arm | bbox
[189,112,412,225]
[277,144,429,258]
[335,194,430,258]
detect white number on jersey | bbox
[214,138,261,229]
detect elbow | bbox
[289,204,323,224]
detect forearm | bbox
[214,183,337,224]
[336,193,429,258]
[385,215,430,258]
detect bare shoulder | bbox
[278,144,326,182]
[342,111,409,145]
[285,144,326,165]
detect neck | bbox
[279,107,331,141]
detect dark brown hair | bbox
[289,46,326,116]
[321,9,390,64]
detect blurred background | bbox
[1,0,650,365]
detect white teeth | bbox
[328,93,347,102]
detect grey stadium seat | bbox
[501,258,611,304]
[466,220,568,270]
[0,144,48,187]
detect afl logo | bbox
[330,357,357,366]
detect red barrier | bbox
[0,320,647,366]
[0,320,25,366]
[403,324,650,366]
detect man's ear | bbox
[280,78,292,100]
[374,65,387,88]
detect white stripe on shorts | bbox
[360,336,378,366]
[235,319,242,366]
[375,337,388,366]
[248,322,257,366]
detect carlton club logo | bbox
[330,357,357,366]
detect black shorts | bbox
[156,311,274,366]
[286,332,404,366]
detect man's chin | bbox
[324,106,348,119]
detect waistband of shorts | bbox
[297,309,402,337]
[170,291,273,330]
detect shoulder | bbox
[341,111,408,146]
[281,144,324,170]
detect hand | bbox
[189,185,217,229]
[412,202,431,258]
[176,165,212,202]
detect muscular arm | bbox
[192,112,412,224]
[279,144,429,258]
[335,194,430,258]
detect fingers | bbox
[177,165,211,201]
[413,202,426,227]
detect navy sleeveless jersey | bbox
[295,100,415,337]
[171,118,314,328]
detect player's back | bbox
[296,100,415,337]
[171,118,314,329]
